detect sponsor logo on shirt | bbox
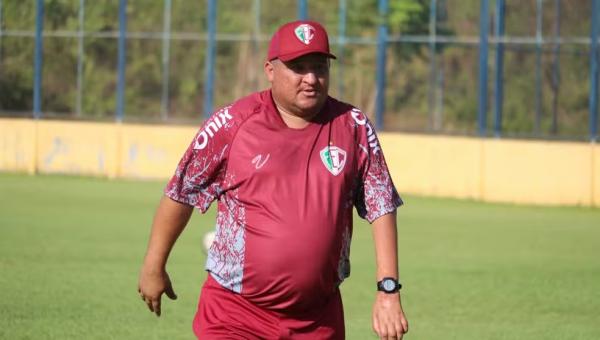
[251,153,270,169]
[350,108,381,155]
[194,108,233,150]
[320,146,347,176]
[294,24,315,45]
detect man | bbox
[138,20,409,339]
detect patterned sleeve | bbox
[352,108,403,223]
[164,106,234,213]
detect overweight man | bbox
[138,20,409,339]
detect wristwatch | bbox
[377,277,402,294]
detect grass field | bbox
[0,173,599,339]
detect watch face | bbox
[382,279,396,291]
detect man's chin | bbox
[296,99,326,115]
[296,107,322,118]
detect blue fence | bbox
[0,0,598,140]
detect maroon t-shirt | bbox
[166,90,402,314]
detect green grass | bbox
[1,173,599,339]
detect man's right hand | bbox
[138,267,178,317]
[138,197,192,317]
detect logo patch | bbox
[320,146,347,176]
[294,24,315,45]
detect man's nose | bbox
[303,71,318,84]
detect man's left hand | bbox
[372,292,409,339]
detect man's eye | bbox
[288,62,328,74]
[315,65,328,73]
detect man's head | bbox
[264,20,336,119]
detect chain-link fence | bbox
[0,0,598,140]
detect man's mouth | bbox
[301,89,318,97]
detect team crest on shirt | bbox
[320,146,346,176]
[294,24,315,45]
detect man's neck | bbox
[274,102,318,129]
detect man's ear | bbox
[264,60,275,82]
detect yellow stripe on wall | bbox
[0,118,597,208]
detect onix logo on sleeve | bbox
[350,108,381,155]
[194,108,233,150]
[320,146,347,176]
[294,24,315,45]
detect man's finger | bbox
[144,297,154,312]
[377,321,390,339]
[398,319,406,339]
[396,323,404,339]
[401,317,409,333]
[372,315,381,336]
[165,283,178,300]
[386,322,396,339]
[152,298,161,317]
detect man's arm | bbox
[138,195,194,317]
[371,211,409,339]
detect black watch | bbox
[377,277,402,294]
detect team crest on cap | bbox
[320,146,346,176]
[294,24,315,45]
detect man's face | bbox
[265,53,330,118]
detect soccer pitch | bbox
[0,173,599,339]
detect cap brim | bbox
[277,50,337,62]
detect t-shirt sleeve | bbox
[164,107,234,213]
[352,109,403,223]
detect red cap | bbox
[267,20,337,62]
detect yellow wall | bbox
[36,120,119,178]
[0,119,36,174]
[594,143,600,206]
[379,133,483,201]
[378,133,597,207]
[1,118,597,207]
[119,124,196,179]
[481,139,593,206]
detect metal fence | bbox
[0,0,598,141]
